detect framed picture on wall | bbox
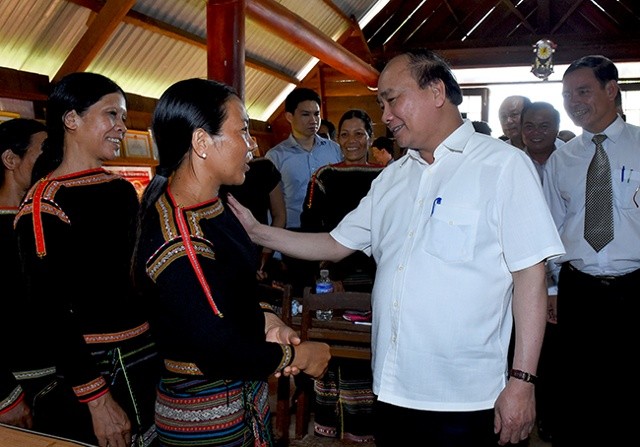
[123,130,154,160]
[0,111,20,122]
[103,165,153,200]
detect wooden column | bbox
[207,0,246,99]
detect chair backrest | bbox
[300,286,372,360]
[257,282,293,325]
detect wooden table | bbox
[0,423,96,447]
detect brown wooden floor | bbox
[0,423,95,447]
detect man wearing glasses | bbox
[498,95,531,149]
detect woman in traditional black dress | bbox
[220,144,287,283]
[132,78,330,447]
[0,118,56,430]
[300,109,384,443]
[14,72,160,447]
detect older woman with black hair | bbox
[14,72,159,447]
[300,109,383,443]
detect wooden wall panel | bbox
[324,95,385,139]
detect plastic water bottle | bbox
[315,269,334,321]
[291,299,302,316]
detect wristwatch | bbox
[509,368,538,385]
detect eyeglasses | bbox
[499,112,521,123]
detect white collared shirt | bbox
[543,116,640,279]
[331,120,564,411]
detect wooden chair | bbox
[294,286,372,439]
[257,282,292,327]
[257,282,294,443]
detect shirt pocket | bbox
[615,168,640,210]
[423,205,479,263]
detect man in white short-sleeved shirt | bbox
[229,49,564,447]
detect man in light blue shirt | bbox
[266,88,342,230]
[543,55,640,446]
[265,88,342,293]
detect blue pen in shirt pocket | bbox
[431,197,442,216]
[615,167,640,209]
[423,202,480,263]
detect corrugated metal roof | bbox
[0,0,383,122]
[3,0,639,124]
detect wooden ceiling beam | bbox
[323,80,378,97]
[443,0,500,41]
[537,0,551,33]
[551,0,586,34]
[64,0,299,84]
[246,0,379,89]
[367,0,423,50]
[437,39,640,68]
[338,16,374,64]
[391,0,445,46]
[0,67,50,101]
[578,1,621,35]
[54,0,136,82]
[363,0,406,45]
[500,0,536,33]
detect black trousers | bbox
[374,401,505,447]
[535,320,558,436]
[553,263,639,446]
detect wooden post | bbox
[207,0,246,99]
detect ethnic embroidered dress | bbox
[133,190,294,447]
[300,162,383,442]
[0,206,58,429]
[301,162,384,290]
[14,168,159,446]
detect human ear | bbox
[62,110,80,131]
[285,111,294,125]
[605,80,619,100]
[431,80,447,107]
[1,149,17,170]
[191,128,210,160]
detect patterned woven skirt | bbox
[313,359,376,443]
[37,331,160,446]
[155,377,273,447]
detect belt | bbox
[12,366,56,380]
[164,359,204,376]
[83,321,150,344]
[566,263,634,286]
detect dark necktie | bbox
[584,134,613,252]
